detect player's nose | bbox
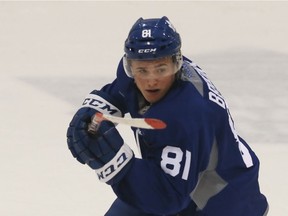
[146,78,158,87]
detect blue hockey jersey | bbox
[93,57,268,216]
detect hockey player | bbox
[67,16,269,215]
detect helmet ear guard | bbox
[123,16,183,78]
[122,54,133,78]
[173,50,183,72]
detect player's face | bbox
[131,57,177,104]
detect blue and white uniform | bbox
[86,57,268,216]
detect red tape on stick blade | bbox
[144,118,167,129]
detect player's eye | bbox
[156,68,167,74]
[136,69,148,75]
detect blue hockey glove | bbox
[67,107,134,184]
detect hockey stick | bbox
[88,112,166,134]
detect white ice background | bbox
[1,1,288,215]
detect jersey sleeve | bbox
[83,58,134,115]
[112,157,194,214]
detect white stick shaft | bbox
[101,114,155,129]
[88,113,166,134]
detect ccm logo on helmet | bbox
[138,48,157,53]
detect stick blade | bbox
[144,118,167,129]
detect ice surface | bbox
[1,2,287,215]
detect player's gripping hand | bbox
[66,107,134,184]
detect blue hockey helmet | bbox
[123,16,183,78]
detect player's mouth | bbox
[146,89,160,94]
[143,89,163,103]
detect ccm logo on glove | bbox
[82,93,122,116]
[95,144,133,183]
